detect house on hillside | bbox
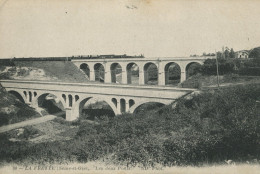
[235,50,249,59]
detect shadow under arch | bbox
[143,62,158,85]
[94,63,105,82]
[80,63,90,78]
[36,93,65,114]
[126,62,139,84]
[77,97,118,120]
[110,63,122,83]
[185,62,203,79]
[164,62,181,85]
[129,101,166,115]
[8,90,26,103]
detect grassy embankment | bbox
[14,61,89,83]
[0,61,89,83]
[0,84,259,167]
[0,86,41,127]
[181,74,260,89]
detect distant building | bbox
[235,50,249,59]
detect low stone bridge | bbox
[0,80,196,121]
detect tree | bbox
[249,47,260,58]
[224,49,230,59]
[229,48,235,58]
[216,52,223,59]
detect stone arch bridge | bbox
[72,57,209,85]
[0,80,196,121]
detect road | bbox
[0,112,64,133]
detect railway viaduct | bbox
[72,57,208,85]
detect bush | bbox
[18,126,42,140]
[0,84,259,166]
[239,67,260,76]
[17,68,29,76]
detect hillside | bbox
[0,86,41,126]
[0,84,259,166]
[0,61,89,83]
[13,61,89,83]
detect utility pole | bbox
[216,50,220,88]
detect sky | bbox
[0,0,260,59]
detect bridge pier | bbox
[65,109,73,121]
[116,100,121,115]
[65,108,80,121]
[180,71,186,83]
[139,70,145,85]
[105,64,111,83]
[89,70,95,81]
[158,69,165,86]
[125,101,129,113]
[121,66,127,84]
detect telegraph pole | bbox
[216,50,220,88]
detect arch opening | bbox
[8,91,25,103]
[120,99,126,113]
[62,94,66,103]
[75,95,79,102]
[127,63,139,84]
[186,62,202,79]
[129,99,135,108]
[165,62,181,85]
[134,102,165,115]
[68,95,73,107]
[112,98,117,107]
[94,63,105,83]
[80,63,90,79]
[144,62,158,85]
[37,93,65,115]
[79,97,115,120]
[110,63,122,83]
[23,91,27,98]
[29,92,32,102]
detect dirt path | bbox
[0,115,58,133]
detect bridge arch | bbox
[129,100,167,114]
[74,96,119,119]
[8,90,26,103]
[36,93,66,113]
[79,63,90,78]
[164,62,181,85]
[126,63,139,84]
[94,63,105,82]
[185,62,203,79]
[143,62,158,85]
[110,63,122,83]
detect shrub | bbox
[239,67,260,76]
[0,84,259,166]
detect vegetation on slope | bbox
[0,84,259,166]
[249,47,260,59]
[181,57,260,88]
[0,86,41,126]
[0,61,89,82]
